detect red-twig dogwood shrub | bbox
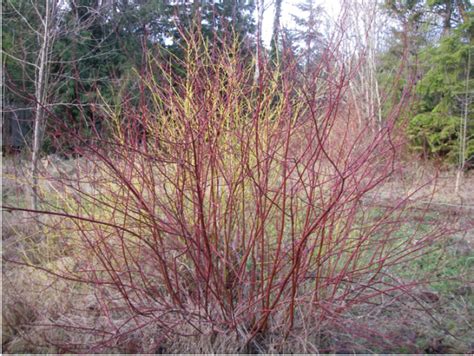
[4,28,457,352]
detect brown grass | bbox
[3,155,473,353]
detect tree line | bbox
[2,0,472,171]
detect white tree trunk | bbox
[455,46,471,195]
[31,0,57,210]
[345,0,385,131]
[255,0,264,82]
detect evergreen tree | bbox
[408,11,473,162]
[291,0,325,73]
[3,0,256,155]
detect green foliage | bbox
[408,11,473,162]
[416,18,473,113]
[408,112,460,160]
[380,1,473,166]
[2,0,41,104]
[3,0,256,154]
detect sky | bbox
[260,0,342,46]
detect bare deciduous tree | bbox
[4,0,107,210]
[455,47,471,194]
[30,0,60,210]
[255,0,265,82]
[344,0,387,130]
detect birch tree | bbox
[455,46,472,194]
[3,0,109,209]
[3,0,61,209]
[30,0,60,210]
[345,0,388,129]
[270,0,283,60]
[255,0,265,81]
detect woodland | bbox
[2,0,473,353]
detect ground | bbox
[2,155,473,353]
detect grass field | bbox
[2,156,473,353]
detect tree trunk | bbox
[31,0,57,210]
[455,44,471,195]
[442,0,453,36]
[270,0,282,59]
[455,0,468,23]
[255,0,264,82]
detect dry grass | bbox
[2,155,473,353]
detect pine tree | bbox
[408,11,473,163]
[291,0,325,73]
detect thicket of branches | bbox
[2,0,472,353]
[3,12,463,352]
